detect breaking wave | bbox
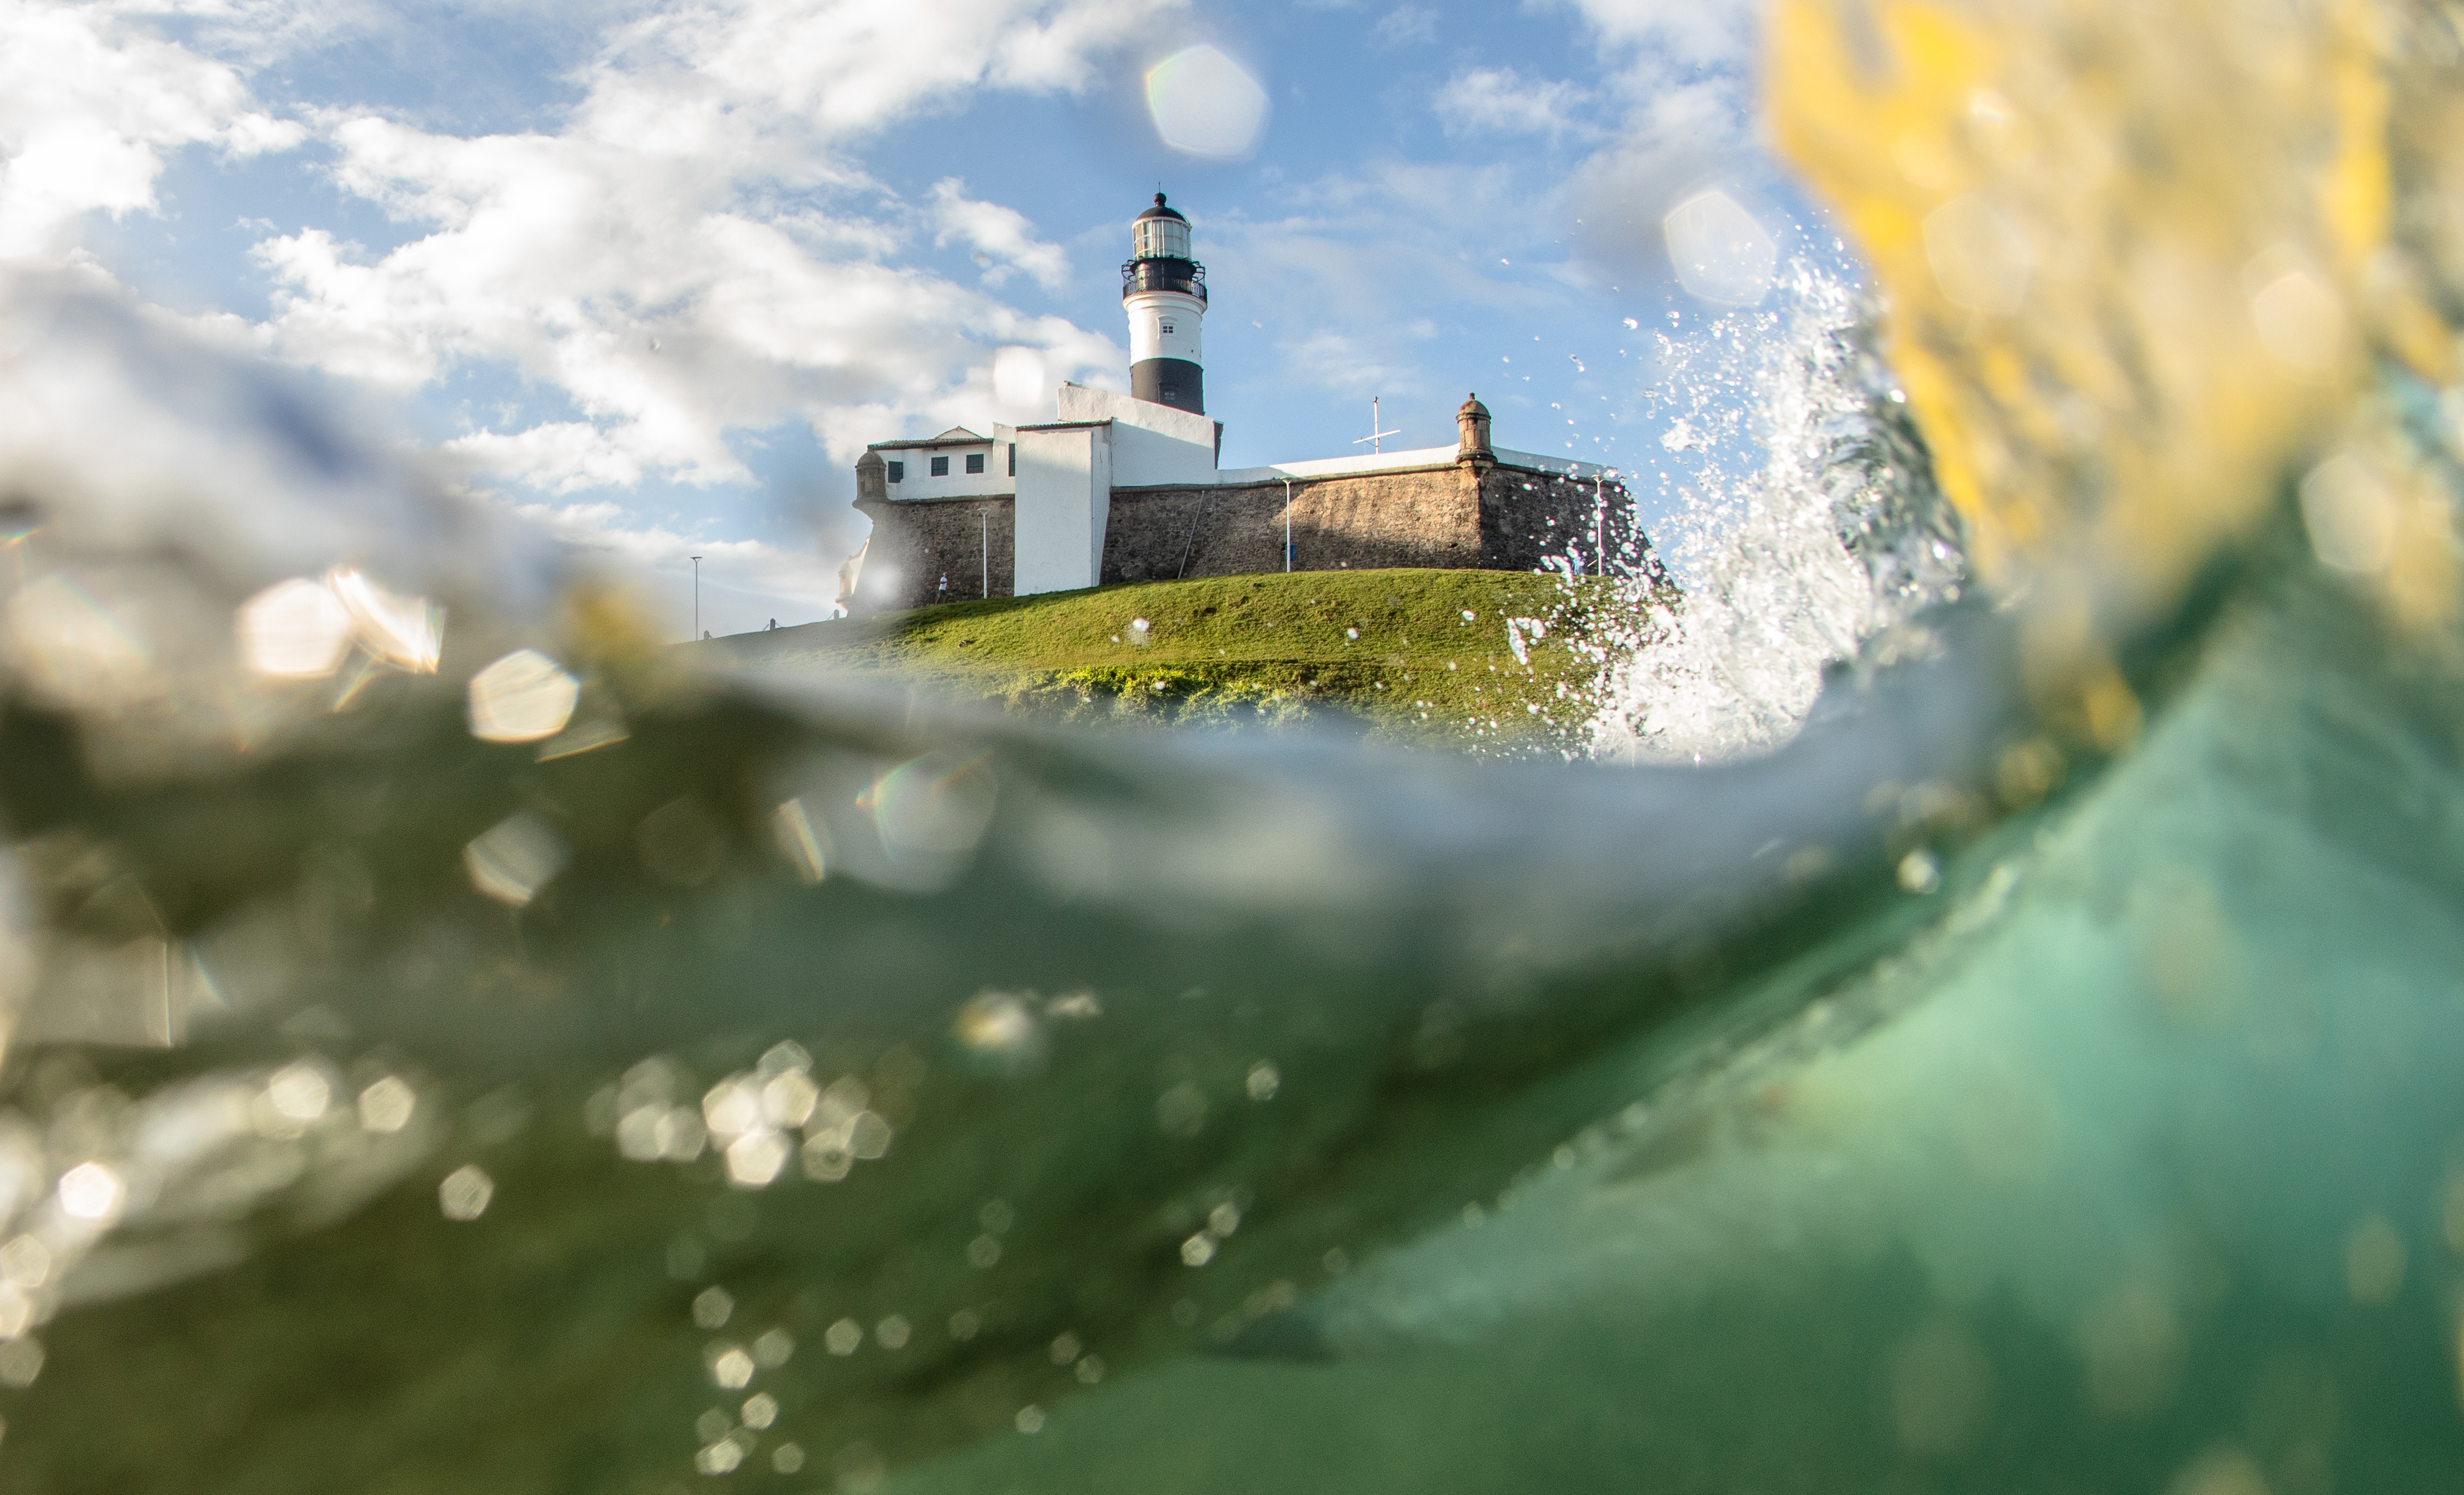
[1587,263,1966,764]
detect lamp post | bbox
[691,555,702,640]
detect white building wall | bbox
[873,442,1010,499]
[1012,422,1111,595]
[1054,384,1216,485]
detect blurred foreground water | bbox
[4,2,2464,1491]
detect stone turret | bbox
[1456,393,1492,462]
[855,449,888,505]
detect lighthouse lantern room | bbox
[1122,192,1206,414]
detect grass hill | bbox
[701,569,1651,753]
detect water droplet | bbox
[357,1075,415,1134]
[235,576,353,679]
[725,1130,790,1188]
[466,648,580,744]
[462,812,569,908]
[1156,1083,1207,1139]
[266,1062,331,1124]
[57,1161,123,1223]
[1898,850,1942,895]
[438,1164,494,1222]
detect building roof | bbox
[1212,445,1619,485]
[1135,192,1186,224]
[866,427,989,451]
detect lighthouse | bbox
[1123,192,1205,413]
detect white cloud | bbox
[1370,5,1435,48]
[252,0,1169,500]
[1558,0,1759,70]
[99,0,392,66]
[0,0,303,258]
[928,178,1069,290]
[1562,79,1764,284]
[1279,327,1431,402]
[446,422,644,494]
[1436,67,1598,142]
[1204,161,1565,402]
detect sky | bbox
[0,0,1834,638]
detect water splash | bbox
[1587,263,1963,763]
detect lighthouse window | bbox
[1007,443,1015,475]
[885,461,903,483]
[1160,320,1175,335]
[930,456,949,477]
[964,452,985,474]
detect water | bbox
[4,2,2464,1490]
[1588,264,1966,763]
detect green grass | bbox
[704,569,1648,752]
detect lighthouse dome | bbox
[1131,192,1194,264]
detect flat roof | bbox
[867,428,990,451]
[1213,445,1619,484]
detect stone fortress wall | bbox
[1099,462,1634,585]
[856,397,1648,612]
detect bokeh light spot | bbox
[438,1164,494,1221]
[1146,45,1270,159]
[235,577,352,679]
[1662,190,1776,307]
[467,648,580,744]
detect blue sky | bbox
[0,0,1830,636]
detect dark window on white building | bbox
[930,455,949,476]
[1160,321,1175,334]
[964,452,985,474]
[1007,443,1015,475]
[886,460,904,482]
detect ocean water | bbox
[1,2,2463,1491]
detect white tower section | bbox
[1122,194,1206,413]
[1126,286,1203,369]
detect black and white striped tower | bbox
[1122,192,1205,413]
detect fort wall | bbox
[854,458,1642,612]
[855,495,1015,607]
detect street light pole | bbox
[691,555,702,639]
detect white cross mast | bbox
[1351,396,1402,456]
